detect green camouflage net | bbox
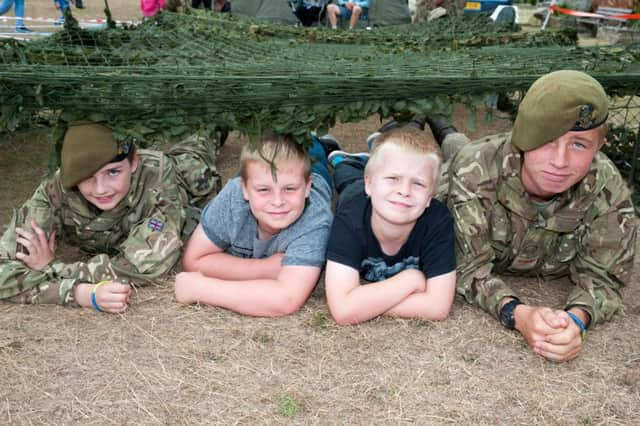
[0,8,638,149]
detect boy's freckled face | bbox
[365,144,434,227]
[241,158,312,239]
[77,156,138,211]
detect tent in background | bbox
[231,0,411,27]
[369,0,412,26]
[231,0,298,25]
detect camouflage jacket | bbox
[442,133,637,326]
[0,136,219,306]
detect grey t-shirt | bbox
[200,173,332,267]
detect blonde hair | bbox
[240,133,311,181]
[365,127,443,194]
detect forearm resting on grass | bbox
[174,265,320,316]
[182,224,284,280]
[325,261,426,325]
[385,270,456,321]
[184,250,284,281]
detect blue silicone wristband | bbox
[566,311,586,341]
[91,289,104,312]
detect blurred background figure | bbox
[191,0,211,10]
[52,0,69,24]
[0,0,30,32]
[141,0,166,17]
[214,0,229,12]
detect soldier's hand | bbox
[532,318,583,362]
[514,305,566,354]
[74,282,131,313]
[539,308,570,329]
[96,282,131,313]
[15,220,56,271]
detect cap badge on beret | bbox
[576,104,595,129]
[117,139,133,156]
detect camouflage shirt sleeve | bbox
[446,137,518,318]
[565,157,637,326]
[0,180,78,305]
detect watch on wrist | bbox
[499,298,523,330]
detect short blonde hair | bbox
[365,127,443,194]
[240,133,311,181]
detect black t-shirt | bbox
[327,184,455,282]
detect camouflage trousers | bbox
[167,134,222,239]
[437,132,471,197]
[442,132,471,161]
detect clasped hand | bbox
[515,305,583,362]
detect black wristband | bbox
[499,298,522,330]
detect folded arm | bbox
[325,260,428,325]
[385,270,456,321]
[182,224,284,280]
[175,264,320,316]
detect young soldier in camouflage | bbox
[0,121,220,313]
[439,70,637,362]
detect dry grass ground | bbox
[1,2,640,425]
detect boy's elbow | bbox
[269,290,308,317]
[423,301,453,322]
[270,298,304,317]
[332,314,355,326]
[428,307,452,322]
[329,305,359,326]
[181,255,198,272]
[274,303,301,317]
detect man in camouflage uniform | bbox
[0,121,220,313]
[439,70,637,362]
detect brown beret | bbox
[512,70,608,152]
[60,122,127,189]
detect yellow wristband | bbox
[90,281,110,312]
[92,280,110,294]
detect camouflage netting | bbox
[0,7,638,151]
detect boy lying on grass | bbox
[324,127,456,325]
[175,133,333,316]
[0,121,219,313]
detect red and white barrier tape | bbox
[0,15,140,25]
[549,5,640,20]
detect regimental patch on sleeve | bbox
[148,218,165,232]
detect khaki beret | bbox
[60,122,131,189]
[512,70,608,152]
